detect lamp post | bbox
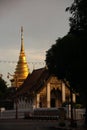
[15,75,18,119]
[7,72,18,119]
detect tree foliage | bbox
[66,0,87,35]
[46,34,87,93]
[0,77,8,99]
[46,0,87,105]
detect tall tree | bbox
[46,0,87,125]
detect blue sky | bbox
[0,0,73,86]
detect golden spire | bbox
[21,26,24,52]
[12,26,30,88]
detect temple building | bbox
[14,67,76,110]
[10,27,29,88]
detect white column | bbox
[72,93,76,103]
[47,83,51,108]
[62,82,66,103]
[36,94,40,108]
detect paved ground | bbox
[0,119,87,130]
[0,119,59,130]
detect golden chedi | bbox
[11,26,29,88]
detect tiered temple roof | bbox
[16,67,50,96]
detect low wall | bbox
[0,108,86,120]
[66,108,85,120]
[0,109,30,119]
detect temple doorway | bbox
[51,98,56,107]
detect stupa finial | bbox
[21,26,24,52]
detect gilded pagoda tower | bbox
[11,26,29,88]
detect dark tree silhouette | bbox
[66,0,87,35]
[0,76,7,99]
[46,0,87,126]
